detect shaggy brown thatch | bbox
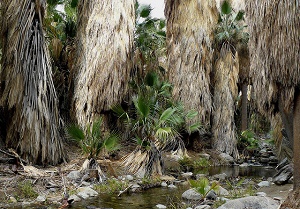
[246,1,300,114]
[165,0,218,126]
[246,0,299,191]
[72,0,135,127]
[0,0,65,165]
[212,45,239,158]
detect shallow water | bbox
[73,185,188,209]
[10,165,277,209]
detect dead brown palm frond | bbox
[72,0,135,128]
[165,0,218,126]
[246,0,300,114]
[0,0,65,165]
[212,45,239,158]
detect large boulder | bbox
[217,196,279,209]
[182,188,202,201]
[219,153,234,164]
[273,164,293,185]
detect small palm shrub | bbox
[189,178,220,199]
[112,72,201,177]
[215,0,249,49]
[67,117,119,159]
[238,129,259,153]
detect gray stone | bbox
[168,184,177,189]
[273,164,293,185]
[219,153,234,164]
[257,181,270,187]
[217,186,229,196]
[213,173,227,180]
[181,172,193,179]
[199,153,210,160]
[256,192,266,197]
[9,196,17,203]
[126,175,134,181]
[156,204,167,208]
[77,187,98,199]
[195,205,211,209]
[69,194,81,202]
[239,163,249,167]
[206,190,217,200]
[67,170,82,181]
[276,158,289,170]
[217,196,279,209]
[196,174,207,180]
[182,188,202,201]
[161,181,167,187]
[259,157,269,164]
[36,195,46,202]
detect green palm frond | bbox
[104,132,120,151]
[67,124,85,142]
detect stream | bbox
[70,165,276,209]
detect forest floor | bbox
[0,143,293,208]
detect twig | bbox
[117,184,132,197]
[0,148,28,165]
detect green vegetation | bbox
[225,178,256,198]
[178,156,211,172]
[189,178,219,199]
[215,0,249,48]
[67,117,120,159]
[16,180,38,199]
[113,72,201,177]
[238,130,259,152]
[94,179,129,195]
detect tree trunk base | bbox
[280,188,300,209]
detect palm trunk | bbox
[0,0,65,165]
[241,82,248,131]
[72,0,135,127]
[165,0,218,126]
[293,91,300,189]
[212,46,239,158]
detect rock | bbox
[181,172,193,179]
[67,170,82,181]
[81,181,91,186]
[49,188,56,192]
[195,205,211,209]
[69,194,81,202]
[77,187,98,199]
[206,190,217,200]
[161,181,167,187]
[156,204,167,208]
[273,164,293,185]
[217,196,279,209]
[219,153,234,164]
[213,173,227,180]
[199,153,210,160]
[257,181,270,187]
[259,157,269,164]
[256,192,266,197]
[125,175,134,181]
[182,188,202,201]
[168,184,177,189]
[217,186,229,196]
[196,174,207,180]
[36,195,46,202]
[159,175,176,182]
[239,163,249,167]
[9,196,17,203]
[276,158,289,170]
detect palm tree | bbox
[113,72,200,177]
[72,0,135,128]
[164,0,218,126]
[246,0,299,203]
[0,0,65,165]
[212,1,249,158]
